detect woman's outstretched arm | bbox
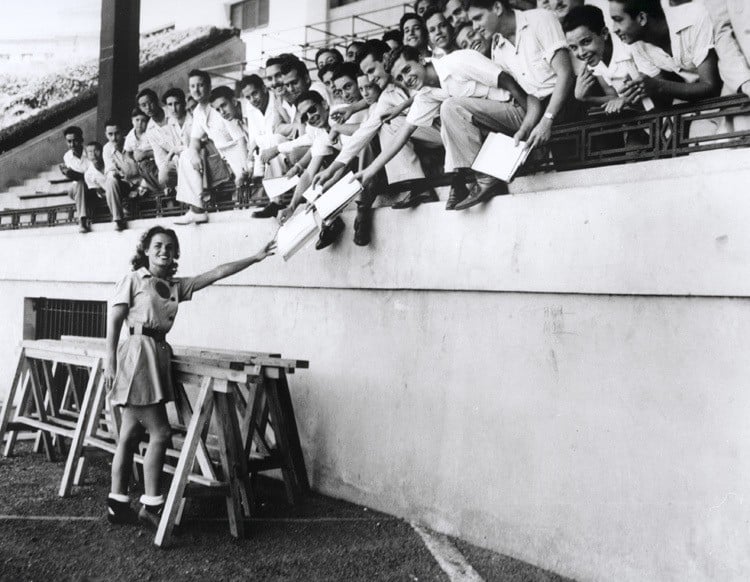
[191,240,277,293]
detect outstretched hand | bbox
[255,240,277,261]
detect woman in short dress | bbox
[103,225,275,527]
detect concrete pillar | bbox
[96,0,141,140]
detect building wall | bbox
[0,150,749,581]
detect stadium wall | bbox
[0,150,749,581]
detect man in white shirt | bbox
[208,85,250,189]
[608,0,721,103]
[84,141,127,231]
[175,69,246,225]
[704,0,750,97]
[124,107,161,196]
[60,126,92,233]
[161,87,193,181]
[137,87,182,192]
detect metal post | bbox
[96,0,141,140]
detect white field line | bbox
[411,522,485,582]
[0,514,397,523]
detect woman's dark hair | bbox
[131,226,180,276]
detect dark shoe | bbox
[391,189,423,209]
[315,216,345,251]
[251,201,283,219]
[453,179,507,211]
[78,218,90,234]
[115,219,127,231]
[106,498,138,525]
[138,504,163,531]
[445,181,469,210]
[353,203,372,246]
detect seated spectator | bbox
[424,7,458,57]
[539,0,584,21]
[382,29,403,53]
[239,74,288,178]
[454,0,577,208]
[358,73,383,108]
[353,46,520,212]
[209,86,250,190]
[415,0,440,18]
[162,87,193,167]
[264,53,299,137]
[60,126,92,233]
[608,0,721,106]
[103,119,139,190]
[442,0,469,28]
[704,0,750,98]
[314,39,443,213]
[318,63,344,106]
[401,13,432,58]
[346,41,367,64]
[455,21,492,55]
[83,141,127,231]
[137,88,180,192]
[330,62,370,138]
[125,107,161,196]
[315,47,344,70]
[563,5,661,113]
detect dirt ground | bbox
[0,441,574,582]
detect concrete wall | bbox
[1,149,749,581]
[0,36,245,192]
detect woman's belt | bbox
[129,325,166,342]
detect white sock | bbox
[140,494,165,506]
[108,492,130,503]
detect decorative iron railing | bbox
[1,94,749,231]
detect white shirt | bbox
[406,49,510,127]
[84,162,107,190]
[629,2,715,84]
[144,116,182,170]
[124,128,153,155]
[491,8,569,99]
[589,34,657,109]
[63,149,89,174]
[277,124,340,158]
[190,102,243,153]
[103,142,127,174]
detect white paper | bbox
[301,184,323,203]
[262,175,300,201]
[276,208,319,261]
[471,133,530,183]
[313,172,363,220]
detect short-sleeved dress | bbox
[110,267,197,407]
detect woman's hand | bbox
[254,240,277,261]
[103,356,116,392]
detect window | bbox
[28,298,107,340]
[230,0,270,31]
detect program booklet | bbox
[313,172,363,220]
[276,208,319,261]
[471,132,531,183]
[262,175,300,201]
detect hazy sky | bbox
[1,0,187,39]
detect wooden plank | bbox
[4,368,32,457]
[212,387,245,537]
[27,359,55,462]
[155,376,214,548]
[23,346,101,367]
[263,375,299,504]
[0,351,28,455]
[58,359,102,497]
[277,371,310,495]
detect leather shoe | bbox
[353,203,372,246]
[315,216,345,250]
[78,218,91,234]
[391,187,435,209]
[115,219,127,231]
[445,181,469,210]
[453,179,507,211]
[251,201,283,219]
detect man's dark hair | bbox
[422,6,447,25]
[63,126,82,139]
[609,0,664,19]
[187,68,211,87]
[454,21,474,40]
[562,5,606,34]
[136,88,159,104]
[314,47,344,66]
[331,62,361,83]
[209,86,236,102]
[361,39,392,63]
[86,141,103,151]
[130,107,147,119]
[399,12,427,35]
[280,59,310,79]
[346,40,366,62]
[465,0,511,9]
[384,45,422,74]
[161,87,186,105]
[382,29,402,47]
[239,74,266,92]
[295,90,326,108]
[266,53,302,69]
[104,118,121,128]
[318,62,338,81]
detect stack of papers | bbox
[276,209,319,261]
[313,172,363,220]
[471,133,531,183]
[262,175,300,201]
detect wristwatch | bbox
[543,111,555,121]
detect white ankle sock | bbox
[140,494,165,506]
[108,492,130,503]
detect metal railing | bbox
[1,94,749,231]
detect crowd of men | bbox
[60,0,750,249]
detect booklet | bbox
[471,132,531,183]
[301,184,323,204]
[262,175,300,201]
[313,172,363,220]
[275,208,319,261]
